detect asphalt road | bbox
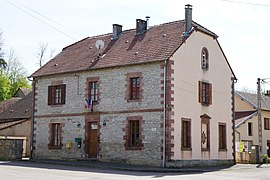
[0,161,270,180]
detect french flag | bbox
[87,98,93,112]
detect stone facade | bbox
[33,62,165,166]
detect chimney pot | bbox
[184,4,193,36]
[112,24,122,39]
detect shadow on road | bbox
[0,160,230,178]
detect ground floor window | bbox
[219,123,227,151]
[48,123,63,149]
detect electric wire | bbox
[10,0,82,38]
[218,0,270,7]
[5,0,77,41]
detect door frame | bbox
[85,113,100,158]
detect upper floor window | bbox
[264,118,270,130]
[48,84,66,105]
[130,77,140,100]
[126,72,143,102]
[198,81,212,106]
[89,81,98,101]
[201,47,209,70]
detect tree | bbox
[0,32,6,75]
[4,49,31,97]
[36,42,56,67]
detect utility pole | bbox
[257,78,263,163]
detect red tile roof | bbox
[31,20,218,77]
[0,98,21,113]
[0,92,33,121]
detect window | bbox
[264,118,270,130]
[201,47,209,70]
[248,122,253,136]
[125,116,143,150]
[89,81,98,101]
[219,123,227,151]
[130,77,140,100]
[198,81,212,106]
[48,84,66,105]
[126,72,142,102]
[181,118,191,150]
[201,120,210,151]
[48,123,63,149]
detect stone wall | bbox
[0,139,23,160]
[33,62,164,166]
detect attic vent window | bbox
[54,63,58,66]
[201,47,209,70]
[135,52,139,55]
[163,34,167,37]
[126,40,129,43]
[89,46,93,49]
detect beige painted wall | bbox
[236,108,270,155]
[172,31,234,160]
[0,119,32,157]
[235,95,255,111]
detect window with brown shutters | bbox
[219,123,227,151]
[48,84,66,105]
[181,118,191,150]
[264,118,270,130]
[48,123,63,149]
[198,81,212,106]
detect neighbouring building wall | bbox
[235,95,256,111]
[236,111,270,156]
[33,62,165,166]
[172,31,234,162]
[0,119,31,157]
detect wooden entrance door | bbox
[88,122,98,158]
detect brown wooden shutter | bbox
[61,85,66,104]
[208,83,212,105]
[198,81,202,103]
[48,86,52,105]
[187,121,191,148]
[49,123,53,145]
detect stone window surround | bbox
[201,114,210,151]
[125,72,143,102]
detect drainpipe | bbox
[232,77,237,165]
[162,59,167,167]
[27,76,35,159]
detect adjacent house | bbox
[31,5,236,167]
[235,91,270,158]
[0,91,33,158]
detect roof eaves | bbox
[32,59,166,78]
[235,111,257,128]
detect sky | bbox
[1,0,270,92]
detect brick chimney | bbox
[112,24,122,39]
[136,19,147,35]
